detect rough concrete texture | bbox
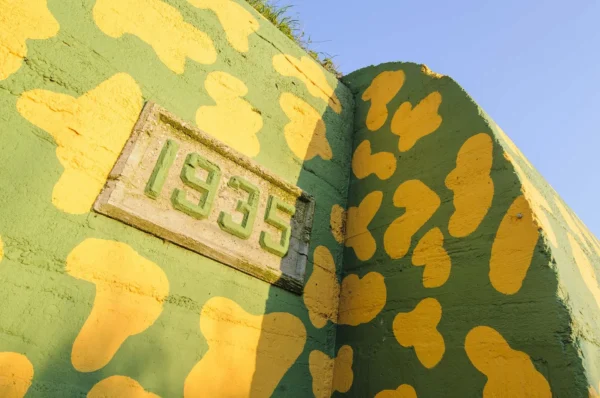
[0,0,353,396]
[337,62,600,397]
[1,1,599,398]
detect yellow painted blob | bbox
[361,70,406,131]
[445,133,494,237]
[497,126,534,169]
[196,71,263,157]
[504,152,558,247]
[352,140,397,180]
[338,272,386,326]
[185,296,306,397]
[0,236,3,261]
[93,0,216,74]
[345,191,383,261]
[330,204,346,244]
[304,246,340,329]
[88,376,159,398]
[465,326,551,398]
[421,65,444,79]
[0,0,59,80]
[280,92,332,161]
[0,352,33,398]
[273,55,341,113]
[66,238,169,372]
[17,73,143,214]
[590,385,600,398]
[391,92,442,152]
[309,345,353,398]
[556,198,600,259]
[489,195,539,295]
[384,180,440,260]
[412,228,451,288]
[375,384,418,398]
[556,200,581,236]
[567,233,600,310]
[393,298,444,369]
[187,0,258,52]
[574,215,600,259]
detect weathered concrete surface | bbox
[336,61,599,397]
[1,1,599,397]
[0,0,353,396]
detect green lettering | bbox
[260,195,296,257]
[171,152,221,220]
[144,139,179,199]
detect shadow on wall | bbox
[15,83,351,397]
[251,83,351,398]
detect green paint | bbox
[217,176,260,239]
[334,62,595,398]
[1,0,597,397]
[144,138,179,199]
[259,195,296,257]
[171,152,222,220]
[0,0,353,395]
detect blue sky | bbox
[291,0,600,236]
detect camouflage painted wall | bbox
[0,0,354,396]
[2,1,600,398]
[337,62,600,397]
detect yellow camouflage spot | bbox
[0,0,59,80]
[304,246,340,329]
[361,70,406,131]
[273,55,341,113]
[93,0,216,74]
[0,237,3,262]
[504,150,558,247]
[309,345,353,398]
[567,233,600,311]
[489,195,539,295]
[88,376,159,398]
[345,191,382,261]
[421,65,444,79]
[280,92,332,161]
[465,326,551,398]
[338,272,386,326]
[497,127,534,169]
[196,71,262,157]
[412,228,451,288]
[67,238,169,372]
[375,384,418,398]
[330,204,346,244]
[188,0,258,52]
[445,133,494,237]
[352,140,396,180]
[0,352,33,398]
[393,298,446,369]
[391,92,442,152]
[184,297,306,397]
[393,298,445,369]
[384,180,440,260]
[17,73,143,214]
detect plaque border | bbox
[94,102,315,294]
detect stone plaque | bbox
[94,102,315,294]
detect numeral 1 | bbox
[145,139,179,199]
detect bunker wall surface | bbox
[2,2,600,398]
[336,62,599,397]
[0,0,354,396]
